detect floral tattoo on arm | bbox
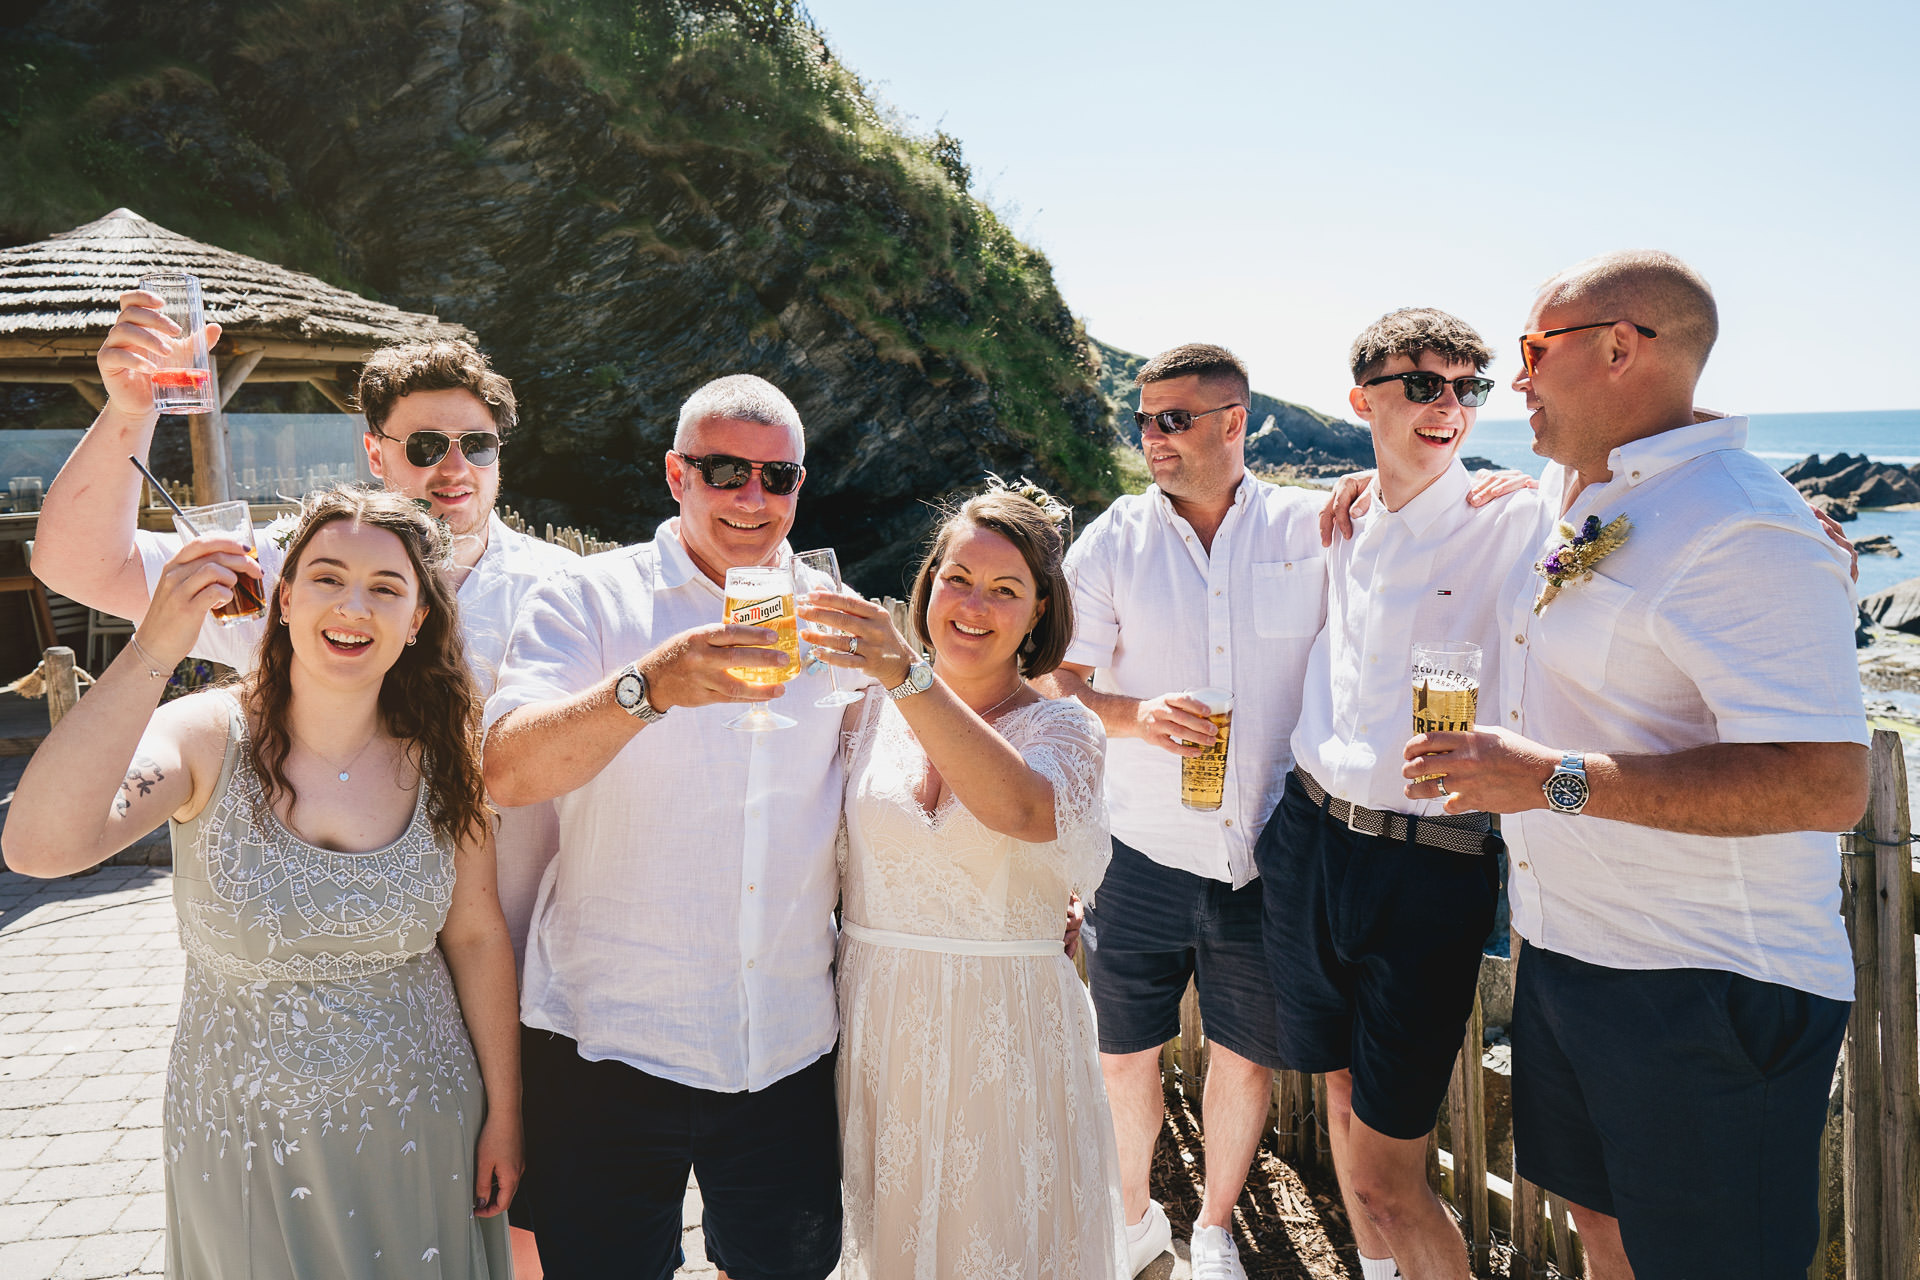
[114,756,166,817]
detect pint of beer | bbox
[1179,687,1235,812]
[723,565,801,684]
[1410,641,1481,782]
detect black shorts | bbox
[1254,772,1498,1140]
[1513,945,1848,1280]
[519,1027,842,1280]
[1083,837,1284,1070]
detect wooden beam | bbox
[217,347,267,409]
[1843,810,1884,1280]
[69,379,106,410]
[0,358,359,385]
[1866,731,1918,1273]
[188,351,233,505]
[308,377,355,414]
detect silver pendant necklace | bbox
[974,679,1027,721]
[290,725,381,783]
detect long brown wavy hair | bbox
[243,488,490,848]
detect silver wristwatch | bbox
[1542,751,1589,814]
[614,661,666,723]
[886,657,934,701]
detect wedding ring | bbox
[848,636,860,657]
[1435,778,1450,797]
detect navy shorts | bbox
[520,1027,841,1280]
[1083,837,1284,1070]
[1254,772,1499,1140]
[1513,945,1848,1280]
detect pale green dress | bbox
[163,695,510,1278]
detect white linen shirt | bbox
[482,519,846,1093]
[140,511,580,968]
[1293,461,1551,814]
[1063,474,1328,886]
[1497,416,1867,1002]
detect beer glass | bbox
[171,500,266,625]
[794,548,861,709]
[722,563,800,733]
[1410,640,1481,782]
[138,273,219,415]
[1179,687,1235,812]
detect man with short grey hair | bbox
[481,374,851,1279]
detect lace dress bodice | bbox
[840,696,1111,941]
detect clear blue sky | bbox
[806,0,1917,423]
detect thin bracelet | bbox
[126,634,171,681]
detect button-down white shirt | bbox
[1498,417,1867,1002]
[1293,460,1550,814]
[483,519,846,1092]
[142,511,580,968]
[1062,474,1327,886]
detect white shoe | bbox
[1188,1223,1248,1280]
[1124,1199,1172,1276]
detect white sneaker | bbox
[1188,1223,1248,1280]
[1124,1199,1172,1276]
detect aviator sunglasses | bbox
[1518,319,1657,377]
[1361,371,1496,408]
[675,452,806,496]
[371,429,502,468]
[1134,402,1244,435]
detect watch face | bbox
[1546,773,1588,811]
[616,673,643,709]
[911,661,933,691]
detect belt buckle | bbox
[1345,802,1386,839]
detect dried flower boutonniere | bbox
[1533,513,1631,614]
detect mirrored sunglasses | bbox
[1361,372,1496,408]
[1132,402,1244,435]
[676,452,805,496]
[374,429,502,468]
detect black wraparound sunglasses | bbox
[371,429,502,468]
[1361,372,1496,408]
[675,452,806,496]
[1133,403,1244,435]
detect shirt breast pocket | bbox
[1251,557,1325,639]
[1532,568,1632,692]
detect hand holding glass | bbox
[1410,641,1480,784]
[138,274,219,414]
[170,500,266,625]
[793,549,862,708]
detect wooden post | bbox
[1178,978,1203,1085]
[1865,731,1917,1274]
[1447,991,1490,1273]
[1312,1072,1331,1169]
[1842,790,1885,1280]
[43,646,78,728]
[1512,1174,1544,1278]
[188,351,234,505]
[1543,1191,1576,1277]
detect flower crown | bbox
[982,472,1072,530]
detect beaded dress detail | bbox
[162,695,509,1278]
[836,695,1127,1278]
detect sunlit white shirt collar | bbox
[1367,458,1472,540]
[1148,471,1257,526]
[1604,414,1750,489]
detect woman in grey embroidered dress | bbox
[5,488,521,1278]
[800,482,1128,1278]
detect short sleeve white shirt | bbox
[141,512,581,968]
[1062,474,1327,886]
[1498,417,1867,1001]
[1292,461,1551,813]
[482,519,846,1093]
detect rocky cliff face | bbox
[15,0,1123,592]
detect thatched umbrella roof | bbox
[0,207,469,362]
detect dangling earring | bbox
[1020,631,1037,656]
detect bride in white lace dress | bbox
[800,482,1128,1278]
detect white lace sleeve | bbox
[1016,700,1113,905]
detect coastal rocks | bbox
[1786,453,1920,509]
[1855,534,1902,557]
[1862,577,1920,635]
[1808,494,1857,523]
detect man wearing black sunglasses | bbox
[1257,308,1547,1280]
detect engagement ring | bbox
[848,636,860,656]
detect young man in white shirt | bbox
[1259,310,1545,1280]
[481,375,862,1279]
[1406,251,1867,1280]
[1037,344,1329,1279]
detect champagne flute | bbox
[794,548,863,709]
[722,563,800,733]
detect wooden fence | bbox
[1140,729,1918,1279]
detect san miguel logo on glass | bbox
[729,595,786,627]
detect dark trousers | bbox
[521,1027,841,1280]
